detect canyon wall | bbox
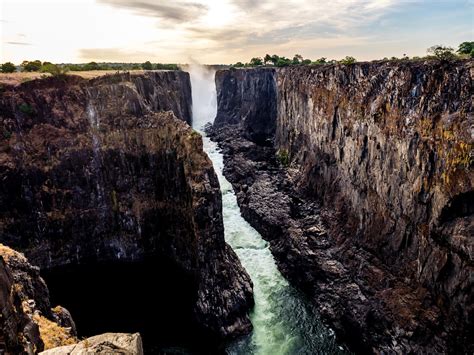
[214,68,277,144]
[212,61,473,353]
[0,72,253,342]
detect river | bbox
[189,65,346,355]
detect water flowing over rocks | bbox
[0,72,253,349]
[209,60,473,353]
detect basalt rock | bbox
[0,244,76,354]
[211,60,473,353]
[214,68,277,145]
[0,73,253,341]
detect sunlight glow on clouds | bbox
[1,0,472,64]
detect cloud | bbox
[6,41,31,46]
[98,0,208,23]
[78,47,159,62]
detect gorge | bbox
[0,59,472,354]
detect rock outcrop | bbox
[0,244,76,354]
[214,68,277,144]
[0,73,253,344]
[210,60,473,353]
[40,333,143,355]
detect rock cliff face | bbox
[0,244,76,354]
[211,61,473,353]
[214,68,277,144]
[0,73,253,345]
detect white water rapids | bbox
[189,65,346,355]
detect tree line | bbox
[230,42,474,68]
[0,60,180,74]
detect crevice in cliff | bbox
[439,191,474,223]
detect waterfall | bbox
[189,64,346,355]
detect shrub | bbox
[249,57,263,66]
[19,103,35,115]
[427,45,456,61]
[83,61,100,71]
[142,61,153,70]
[21,60,42,72]
[457,41,474,57]
[1,62,16,73]
[276,149,290,167]
[275,57,292,67]
[339,56,357,65]
[40,63,69,77]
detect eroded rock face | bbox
[211,61,473,353]
[0,244,76,354]
[214,68,277,144]
[0,73,253,341]
[40,332,143,355]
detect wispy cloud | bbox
[98,0,208,23]
[6,41,32,46]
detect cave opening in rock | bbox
[41,256,222,353]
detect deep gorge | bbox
[0,60,472,354]
[210,61,473,353]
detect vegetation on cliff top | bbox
[230,41,473,68]
[0,60,180,74]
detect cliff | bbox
[0,73,253,344]
[0,244,76,353]
[214,68,277,144]
[211,61,473,353]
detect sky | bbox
[0,0,472,64]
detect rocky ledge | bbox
[0,73,253,347]
[0,244,76,353]
[210,60,473,353]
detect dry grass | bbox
[0,70,147,86]
[33,314,77,350]
[0,243,27,263]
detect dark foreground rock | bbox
[210,60,473,353]
[0,73,253,345]
[0,244,76,353]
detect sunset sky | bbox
[1,0,472,64]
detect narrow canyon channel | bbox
[189,65,346,355]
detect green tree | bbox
[249,57,263,66]
[40,63,69,77]
[292,54,303,64]
[457,41,474,57]
[427,45,456,61]
[83,61,100,71]
[264,54,272,65]
[1,62,16,73]
[339,56,357,65]
[301,59,312,65]
[21,60,42,72]
[142,61,153,70]
[275,57,291,67]
[312,57,327,65]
